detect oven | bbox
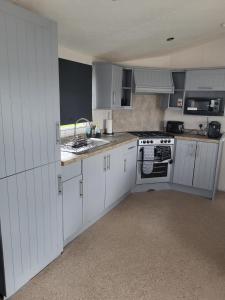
[136,139,174,184]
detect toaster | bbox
[166,121,184,134]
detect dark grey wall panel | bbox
[59,59,92,125]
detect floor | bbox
[12,190,225,300]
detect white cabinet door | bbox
[105,147,124,208]
[83,153,106,224]
[0,163,62,298]
[63,175,83,245]
[193,142,218,190]
[123,143,137,194]
[173,140,197,187]
[0,3,60,177]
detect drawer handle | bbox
[128,146,136,150]
[198,86,213,90]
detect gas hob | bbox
[129,131,174,145]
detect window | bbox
[59,58,92,125]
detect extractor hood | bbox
[134,68,174,94]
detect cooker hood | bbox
[134,68,174,94]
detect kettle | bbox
[208,121,221,139]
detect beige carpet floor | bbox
[12,190,225,300]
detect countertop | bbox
[174,133,224,144]
[61,133,137,166]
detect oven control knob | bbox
[160,140,163,143]
[150,140,153,144]
[143,140,146,144]
[164,140,167,143]
[147,140,149,144]
[168,140,171,143]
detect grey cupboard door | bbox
[0,3,60,177]
[63,175,83,245]
[105,147,124,208]
[185,69,225,91]
[173,140,197,186]
[123,143,137,194]
[193,142,218,191]
[83,153,106,224]
[111,65,122,107]
[0,163,62,297]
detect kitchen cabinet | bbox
[63,175,83,246]
[83,142,137,223]
[0,1,62,298]
[185,69,225,91]
[105,147,124,208]
[123,143,137,194]
[173,139,219,191]
[173,140,197,186]
[83,152,106,224]
[93,63,133,109]
[134,68,174,94]
[0,3,60,179]
[0,163,62,298]
[93,63,122,109]
[193,142,218,190]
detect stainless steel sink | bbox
[88,137,110,147]
[61,137,110,155]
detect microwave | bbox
[184,97,224,116]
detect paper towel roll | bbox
[106,119,113,134]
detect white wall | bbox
[123,37,225,191]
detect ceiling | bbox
[11,0,225,62]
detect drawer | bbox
[123,141,137,153]
[62,161,82,182]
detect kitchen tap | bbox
[74,118,91,138]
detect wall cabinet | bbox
[173,140,218,191]
[185,69,225,91]
[93,63,133,109]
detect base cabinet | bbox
[82,142,137,224]
[173,140,196,186]
[105,147,124,208]
[123,143,137,193]
[63,175,83,246]
[193,142,218,190]
[83,153,106,224]
[0,163,62,298]
[173,139,219,191]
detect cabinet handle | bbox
[198,86,213,90]
[104,156,107,171]
[79,180,83,197]
[113,91,115,105]
[57,175,63,195]
[124,159,127,172]
[56,122,60,144]
[128,146,136,150]
[107,154,111,170]
[196,144,200,158]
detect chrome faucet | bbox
[74,118,91,138]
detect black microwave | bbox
[184,97,224,116]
